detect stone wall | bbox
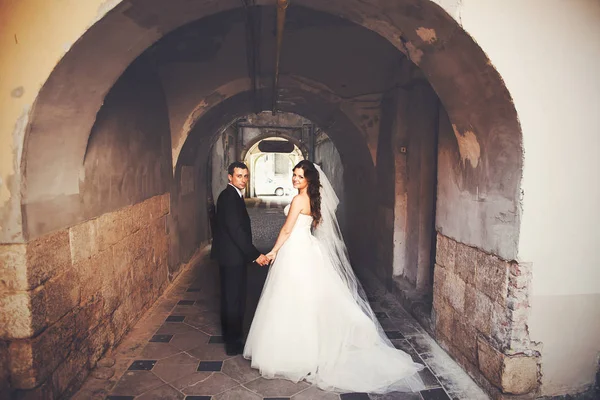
[0,194,170,398]
[433,233,540,398]
[170,149,211,273]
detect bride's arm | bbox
[267,196,304,258]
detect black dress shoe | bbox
[225,342,242,356]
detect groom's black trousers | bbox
[219,262,247,346]
[214,184,259,348]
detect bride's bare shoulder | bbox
[291,193,310,204]
[290,193,311,213]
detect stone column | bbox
[414,83,438,292]
[375,86,410,283]
[391,88,409,278]
[403,80,438,289]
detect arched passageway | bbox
[212,113,308,201]
[1,2,533,399]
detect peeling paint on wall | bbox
[12,107,28,180]
[452,125,480,168]
[10,87,24,98]
[0,106,29,242]
[416,27,437,44]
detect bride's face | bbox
[292,168,309,191]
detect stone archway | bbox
[240,131,308,163]
[240,131,306,198]
[172,87,377,271]
[9,1,529,398]
[21,1,522,255]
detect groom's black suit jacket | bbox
[214,185,260,267]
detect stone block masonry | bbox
[0,194,170,398]
[433,233,540,399]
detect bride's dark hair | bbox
[294,160,321,228]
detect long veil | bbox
[312,164,395,348]
[312,165,424,393]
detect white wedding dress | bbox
[243,202,425,393]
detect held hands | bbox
[255,254,270,266]
[254,251,277,267]
[266,251,277,262]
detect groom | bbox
[214,161,269,355]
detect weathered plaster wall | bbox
[439,0,600,395]
[433,74,542,399]
[81,60,172,224]
[0,0,119,243]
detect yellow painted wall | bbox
[0,0,123,240]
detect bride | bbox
[243,160,424,394]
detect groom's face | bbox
[229,167,249,191]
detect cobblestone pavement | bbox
[72,201,488,400]
[245,196,289,253]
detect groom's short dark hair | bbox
[228,162,248,175]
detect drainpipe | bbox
[241,0,262,113]
[272,0,289,113]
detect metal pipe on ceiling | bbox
[272,0,289,113]
[240,0,262,113]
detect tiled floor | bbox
[72,200,489,400]
[72,247,488,400]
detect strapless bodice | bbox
[284,204,313,232]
